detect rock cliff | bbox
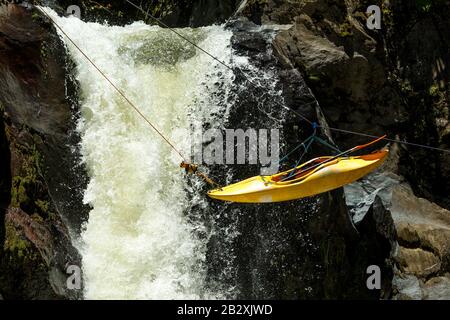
[0,0,448,300]
[0,4,89,299]
[250,0,450,299]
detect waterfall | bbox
[45,9,236,299]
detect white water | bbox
[46,9,236,299]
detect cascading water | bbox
[45,8,239,299]
[45,5,322,300]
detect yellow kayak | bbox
[208,149,388,203]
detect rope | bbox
[280,135,386,182]
[281,135,315,181]
[125,0,450,155]
[35,2,450,191]
[280,129,344,170]
[313,136,341,154]
[277,126,342,181]
[126,0,234,74]
[35,5,224,188]
[196,171,222,189]
[326,126,450,154]
[125,0,313,125]
[277,134,315,164]
[35,6,187,162]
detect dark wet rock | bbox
[51,0,239,27]
[0,4,88,299]
[4,207,80,298]
[235,0,450,300]
[344,159,450,299]
[382,0,450,210]
[252,0,450,209]
[268,1,407,150]
[0,3,89,235]
[199,19,392,299]
[350,196,397,299]
[202,20,338,298]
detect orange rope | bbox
[36,6,187,162]
[36,6,222,188]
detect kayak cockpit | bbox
[270,156,336,183]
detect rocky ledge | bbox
[0,4,89,299]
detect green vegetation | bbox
[10,176,30,208]
[429,84,440,97]
[416,0,433,12]
[416,0,447,12]
[148,0,176,18]
[339,20,353,38]
[35,199,49,215]
[10,143,43,211]
[381,3,394,28]
[32,11,40,21]
[308,74,321,82]
[4,221,30,259]
[40,41,49,79]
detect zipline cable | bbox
[125,0,313,125]
[326,126,450,154]
[125,0,450,154]
[35,6,187,162]
[36,6,224,187]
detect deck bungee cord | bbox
[33,3,449,202]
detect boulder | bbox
[344,165,450,299]
[422,276,450,300]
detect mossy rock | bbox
[338,20,353,38]
[4,221,34,261]
[429,84,440,97]
[0,220,52,299]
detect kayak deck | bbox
[207,149,389,203]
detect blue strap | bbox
[277,134,315,164]
[284,136,315,180]
[278,121,320,164]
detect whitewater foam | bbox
[46,8,234,299]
